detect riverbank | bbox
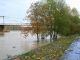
[0,32,4,35]
[11,34,77,60]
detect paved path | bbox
[60,36,80,60]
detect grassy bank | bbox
[12,34,77,60]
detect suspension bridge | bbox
[0,16,30,31]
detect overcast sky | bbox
[66,0,80,13]
[0,0,80,23]
[0,0,38,23]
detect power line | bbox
[0,16,28,23]
[5,16,24,19]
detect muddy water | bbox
[0,31,50,60]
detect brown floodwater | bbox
[0,31,50,60]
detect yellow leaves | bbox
[50,49,53,52]
[49,49,53,53]
[37,58,40,60]
[53,58,57,60]
[15,59,18,60]
[25,56,28,58]
[41,57,45,60]
[14,58,21,60]
[61,55,66,58]
[54,51,56,53]
[60,51,63,55]
[32,55,36,58]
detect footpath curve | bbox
[60,36,80,60]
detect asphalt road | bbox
[60,36,80,60]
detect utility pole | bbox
[0,16,5,23]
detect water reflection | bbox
[0,31,50,60]
[32,39,50,49]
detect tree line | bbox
[22,0,80,42]
[4,25,21,30]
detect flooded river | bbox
[0,31,50,60]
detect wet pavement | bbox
[60,36,80,60]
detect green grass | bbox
[12,34,77,60]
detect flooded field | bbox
[0,31,50,60]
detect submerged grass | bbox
[12,34,77,60]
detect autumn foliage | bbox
[22,0,80,41]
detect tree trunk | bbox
[37,22,39,42]
[53,32,57,40]
[37,34,39,42]
[50,32,53,43]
